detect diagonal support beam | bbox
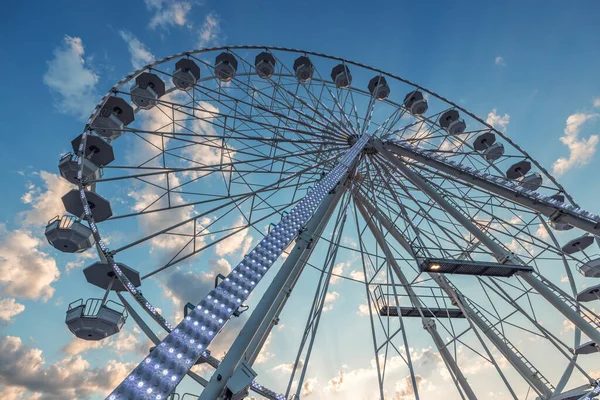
[354,196,477,400]
[107,131,375,399]
[201,177,349,399]
[376,144,600,370]
[378,139,600,236]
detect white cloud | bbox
[0,335,134,399]
[0,229,60,301]
[486,108,510,132]
[0,298,25,324]
[495,56,505,66]
[593,98,600,108]
[552,113,599,176]
[119,30,155,70]
[349,269,364,282]
[197,12,222,48]
[215,215,253,257]
[43,35,99,120]
[146,0,192,29]
[535,224,549,240]
[330,262,348,284]
[357,302,370,316]
[20,171,74,227]
[322,291,339,312]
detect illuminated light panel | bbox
[420,258,533,277]
[106,132,374,399]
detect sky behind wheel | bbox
[1,1,600,399]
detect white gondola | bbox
[573,341,599,355]
[520,172,543,191]
[331,64,352,89]
[130,72,166,110]
[62,189,113,222]
[255,52,276,79]
[439,110,466,135]
[484,143,504,162]
[90,96,134,140]
[368,76,390,100]
[293,56,314,82]
[576,283,600,302]
[173,58,200,91]
[45,215,95,253]
[66,298,127,341]
[71,134,115,166]
[215,52,238,82]
[58,153,100,185]
[403,90,428,115]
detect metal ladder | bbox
[535,274,600,329]
[464,297,555,391]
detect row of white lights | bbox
[76,130,289,399]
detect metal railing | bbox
[67,298,128,320]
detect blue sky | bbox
[1,1,600,399]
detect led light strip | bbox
[105,132,372,399]
[75,131,287,400]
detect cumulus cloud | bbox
[552,113,599,176]
[494,56,505,66]
[197,12,222,48]
[322,291,339,312]
[0,335,134,399]
[535,224,550,240]
[486,109,510,132]
[146,0,192,29]
[119,30,155,70]
[357,302,370,317]
[62,329,150,357]
[0,298,25,324]
[43,35,99,120]
[330,262,348,284]
[0,229,60,301]
[215,216,254,257]
[20,171,74,227]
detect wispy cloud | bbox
[119,30,155,70]
[552,113,599,176]
[146,0,192,29]
[0,298,25,325]
[197,11,223,48]
[486,108,510,132]
[43,35,99,120]
[495,56,505,66]
[593,97,600,108]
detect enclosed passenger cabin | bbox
[90,96,134,140]
[255,52,276,79]
[58,153,101,185]
[173,58,200,91]
[473,132,504,162]
[130,72,166,110]
[368,76,390,100]
[293,56,314,82]
[215,52,238,82]
[331,64,352,89]
[71,134,115,166]
[62,189,113,222]
[45,215,95,253]
[439,110,466,135]
[403,90,428,115]
[66,298,127,340]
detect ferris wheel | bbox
[44,46,600,400]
